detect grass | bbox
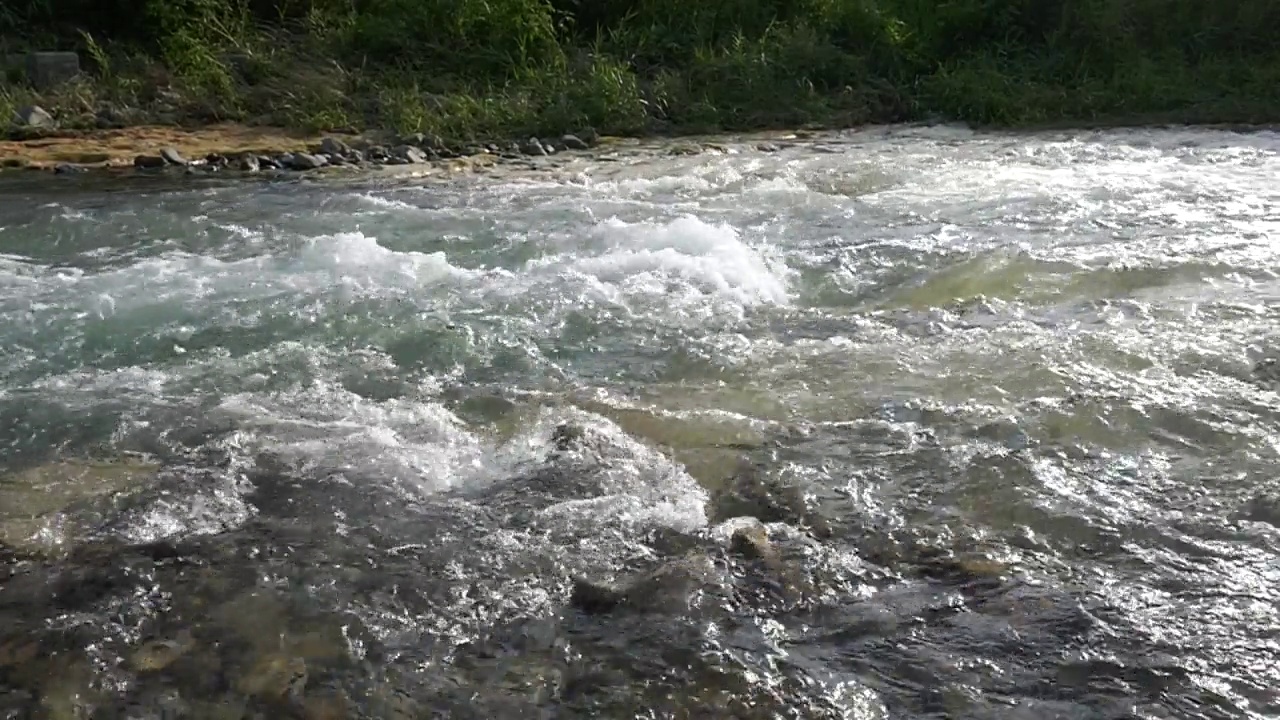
[2,0,1279,143]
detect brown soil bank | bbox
[0,123,351,169]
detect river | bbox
[1,125,1279,719]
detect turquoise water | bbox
[1,126,1279,718]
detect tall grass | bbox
[3,0,1278,138]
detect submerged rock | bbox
[0,456,160,552]
[571,553,723,616]
[236,653,308,700]
[1252,357,1279,391]
[131,630,195,673]
[710,462,832,538]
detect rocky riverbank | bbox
[1,108,613,180]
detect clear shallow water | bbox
[2,125,1280,718]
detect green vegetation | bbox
[3,0,1279,141]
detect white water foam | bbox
[515,215,791,319]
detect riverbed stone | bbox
[26,51,81,90]
[286,153,326,170]
[236,653,308,700]
[131,631,195,673]
[561,134,589,151]
[134,154,166,169]
[160,147,189,166]
[12,105,55,129]
[0,456,160,552]
[318,137,350,156]
[390,145,427,163]
[521,138,547,156]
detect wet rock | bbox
[236,154,260,173]
[302,691,350,720]
[286,153,326,170]
[756,142,782,152]
[729,523,775,562]
[258,154,281,170]
[236,653,307,700]
[390,145,427,164]
[318,137,350,156]
[0,457,160,552]
[1243,491,1280,526]
[550,422,587,452]
[561,134,589,151]
[1252,357,1279,391]
[0,636,40,668]
[131,631,195,673]
[159,147,188,166]
[710,463,832,538]
[204,153,228,168]
[521,138,547,156]
[570,577,625,615]
[53,163,86,175]
[572,554,723,616]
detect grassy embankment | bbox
[2,0,1279,143]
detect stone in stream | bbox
[390,144,428,164]
[236,153,261,173]
[11,104,55,129]
[521,137,547,156]
[0,457,160,554]
[318,136,350,156]
[235,653,308,701]
[134,155,166,169]
[570,553,724,616]
[710,461,833,538]
[1251,357,1279,391]
[286,152,327,170]
[561,133,589,151]
[131,631,195,673]
[159,147,188,166]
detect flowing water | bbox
[2,125,1280,719]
